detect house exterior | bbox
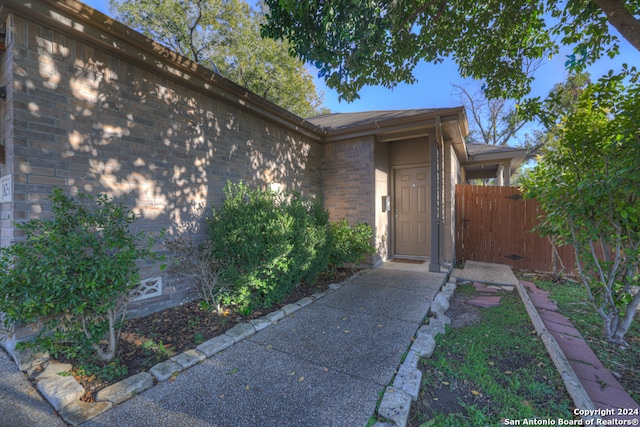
[0,0,525,322]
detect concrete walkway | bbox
[70,265,445,427]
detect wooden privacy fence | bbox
[455,184,577,275]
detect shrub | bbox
[328,218,376,271]
[0,188,163,362]
[164,237,228,313]
[207,181,331,312]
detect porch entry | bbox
[393,166,431,257]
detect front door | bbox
[394,167,430,257]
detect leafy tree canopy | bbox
[521,68,640,344]
[261,0,640,102]
[110,0,327,117]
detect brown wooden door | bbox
[394,167,430,257]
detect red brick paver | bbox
[518,280,640,417]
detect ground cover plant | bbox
[408,283,574,426]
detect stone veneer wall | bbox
[1,1,324,316]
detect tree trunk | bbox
[611,291,640,345]
[591,0,640,52]
[90,308,117,362]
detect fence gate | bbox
[455,184,576,275]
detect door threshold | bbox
[390,257,427,265]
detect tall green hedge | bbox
[207,182,331,312]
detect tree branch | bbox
[591,0,640,52]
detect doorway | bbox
[393,166,430,257]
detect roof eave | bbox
[321,107,469,148]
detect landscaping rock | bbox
[35,362,72,380]
[431,293,450,316]
[196,334,235,357]
[296,297,314,307]
[403,350,421,369]
[96,372,154,405]
[249,317,272,331]
[416,324,439,339]
[149,360,182,382]
[13,347,49,374]
[378,386,412,427]
[171,349,206,370]
[439,288,454,301]
[37,374,85,411]
[281,303,302,316]
[429,318,446,334]
[410,334,436,358]
[59,399,112,426]
[393,362,422,401]
[311,290,331,299]
[265,309,285,323]
[225,323,256,342]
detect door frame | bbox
[390,162,430,259]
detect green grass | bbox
[535,278,640,403]
[412,286,574,425]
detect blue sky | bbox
[83,0,639,118]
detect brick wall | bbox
[322,137,375,226]
[2,5,324,315]
[0,14,15,247]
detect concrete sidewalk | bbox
[72,266,445,427]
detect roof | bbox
[307,109,446,131]
[307,108,469,161]
[466,143,526,157]
[463,143,527,179]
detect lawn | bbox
[407,275,640,426]
[408,283,574,426]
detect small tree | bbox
[0,188,163,361]
[521,68,640,345]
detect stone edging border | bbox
[21,270,371,426]
[371,273,457,427]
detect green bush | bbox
[328,218,376,270]
[0,188,163,362]
[207,181,331,312]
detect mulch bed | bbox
[53,268,357,402]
